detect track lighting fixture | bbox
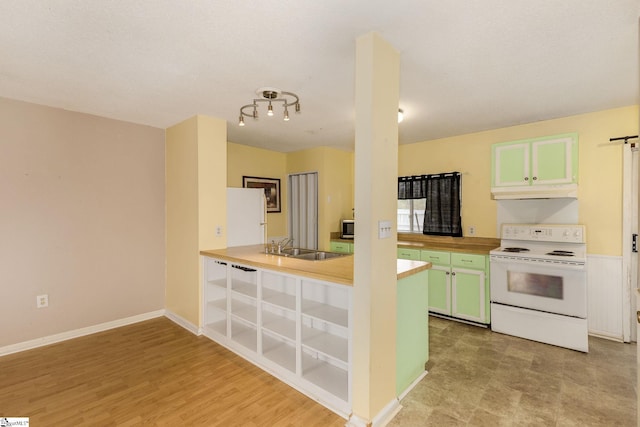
[239,87,300,126]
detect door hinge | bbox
[633,234,638,253]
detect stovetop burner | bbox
[492,224,586,266]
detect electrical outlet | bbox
[37,294,49,308]
[468,226,476,236]
[215,225,223,237]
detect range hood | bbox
[491,184,578,200]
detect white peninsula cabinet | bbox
[202,256,352,417]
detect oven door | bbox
[490,256,587,318]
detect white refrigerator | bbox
[226,187,267,246]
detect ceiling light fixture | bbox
[239,87,300,126]
[398,109,404,123]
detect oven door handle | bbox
[490,255,586,270]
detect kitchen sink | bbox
[267,247,349,261]
[291,251,348,261]
[279,247,316,256]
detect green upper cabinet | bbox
[492,133,578,189]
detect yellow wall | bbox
[287,147,354,250]
[227,142,287,238]
[226,142,353,249]
[399,105,638,256]
[166,115,226,326]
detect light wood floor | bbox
[0,317,345,426]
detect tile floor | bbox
[388,316,637,426]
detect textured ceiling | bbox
[1,1,638,152]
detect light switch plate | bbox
[378,220,392,239]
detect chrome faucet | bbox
[277,237,293,253]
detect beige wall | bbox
[227,142,287,238]
[0,97,166,348]
[399,105,638,256]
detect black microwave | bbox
[341,219,355,239]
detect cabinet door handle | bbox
[524,176,529,181]
[451,272,456,276]
[532,176,538,180]
[446,271,450,275]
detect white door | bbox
[632,143,638,342]
[623,141,638,343]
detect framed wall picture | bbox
[242,176,281,213]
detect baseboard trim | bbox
[164,310,200,335]
[0,310,165,357]
[398,370,428,401]
[346,398,402,427]
[589,330,624,342]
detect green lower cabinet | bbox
[397,247,421,260]
[426,266,450,315]
[330,241,353,253]
[396,270,429,396]
[421,250,490,325]
[451,268,485,322]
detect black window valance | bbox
[398,172,460,200]
[398,175,426,199]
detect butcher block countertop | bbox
[331,233,500,255]
[200,244,431,286]
[397,234,500,255]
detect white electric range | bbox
[490,223,588,352]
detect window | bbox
[397,172,462,236]
[397,198,425,232]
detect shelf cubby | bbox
[262,271,297,311]
[301,350,348,401]
[231,280,257,299]
[205,259,227,282]
[231,320,257,352]
[262,331,296,373]
[261,308,296,341]
[301,300,348,328]
[205,299,227,325]
[230,298,257,325]
[204,319,227,336]
[302,323,348,363]
[262,287,296,311]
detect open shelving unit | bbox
[201,256,353,418]
[299,279,350,403]
[203,259,228,336]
